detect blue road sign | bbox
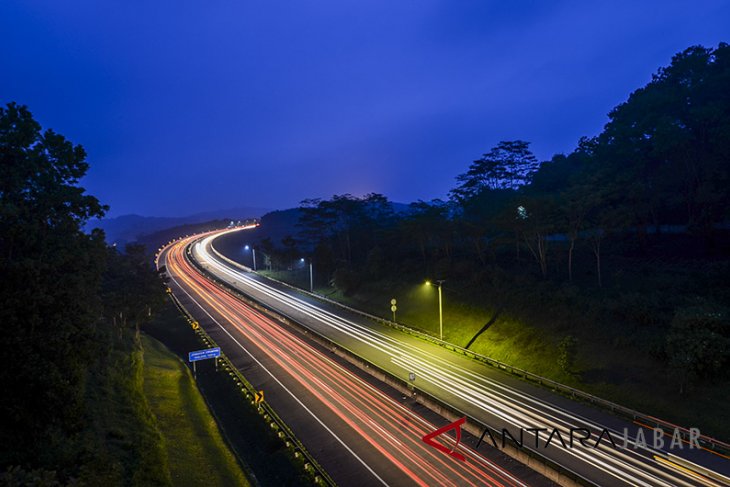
[188,347,221,362]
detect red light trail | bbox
[165,237,527,487]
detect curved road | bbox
[188,227,730,487]
[161,233,543,486]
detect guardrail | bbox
[207,239,730,456]
[166,284,336,487]
[193,242,592,486]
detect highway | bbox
[160,233,544,487]
[188,226,730,487]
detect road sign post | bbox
[188,347,221,377]
[253,389,264,407]
[408,371,416,393]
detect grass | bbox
[320,280,570,381]
[140,334,250,487]
[144,303,309,485]
[80,329,171,486]
[263,270,730,441]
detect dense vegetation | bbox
[223,44,730,432]
[140,334,250,487]
[0,103,169,483]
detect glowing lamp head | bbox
[244,245,250,250]
[425,280,431,286]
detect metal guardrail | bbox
[208,240,730,455]
[166,282,336,487]
[195,243,593,486]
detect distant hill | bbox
[135,219,234,256]
[88,206,270,246]
[93,202,409,256]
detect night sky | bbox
[2,1,729,217]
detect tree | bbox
[516,196,558,279]
[596,43,730,243]
[0,102,108,464]
[451,140,540,201]
[557,335,578,373]
[455,190,514,265]
[298,193,393,267]
[530,142,595,282]
[330,267,361,296]
[666,303,730,394]
[102,244,167,332]
[400,200,452,265]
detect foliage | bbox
[0,103,168,480]
[103,243,167,331]
[450,140,539,201]
[666,303,730,393]
[0,466,71,487]
[557,335,578,373]
[330,267,362,296]
[79,329,170,486]
[597,45,730,234]
[0,102,108,467]
[299,193,393,267]
[240,43,730,434]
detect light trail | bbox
[163,236,529,487]
[190,228,730,487]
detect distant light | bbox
[244,245,250,250]
[300,258,305,262]
[425,280,431,286]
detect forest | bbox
[219,44,730,433]
[0,103,169,483]
[2,42,729,484]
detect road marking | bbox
[195,234,705,487]
[164,248,390,487]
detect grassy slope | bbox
[145,303,310,486]
[141,334,250,487]
[80,331,171,485]
[261,269,729,440]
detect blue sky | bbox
[2,1,729,216]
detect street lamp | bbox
[300,258,313,293]
[425,279,445,341]
[244,245,257,271]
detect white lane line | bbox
[164,248,390,487]
[197,236,707,487]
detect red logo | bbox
[421,417,467,462]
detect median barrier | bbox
[206,238,730,457]
[191,242,594,486]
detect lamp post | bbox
[300,258,314,292]
[244,245,257,271]
[425,279,445,341]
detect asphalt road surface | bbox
[161,233,549,487]
[182,227,730,487]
